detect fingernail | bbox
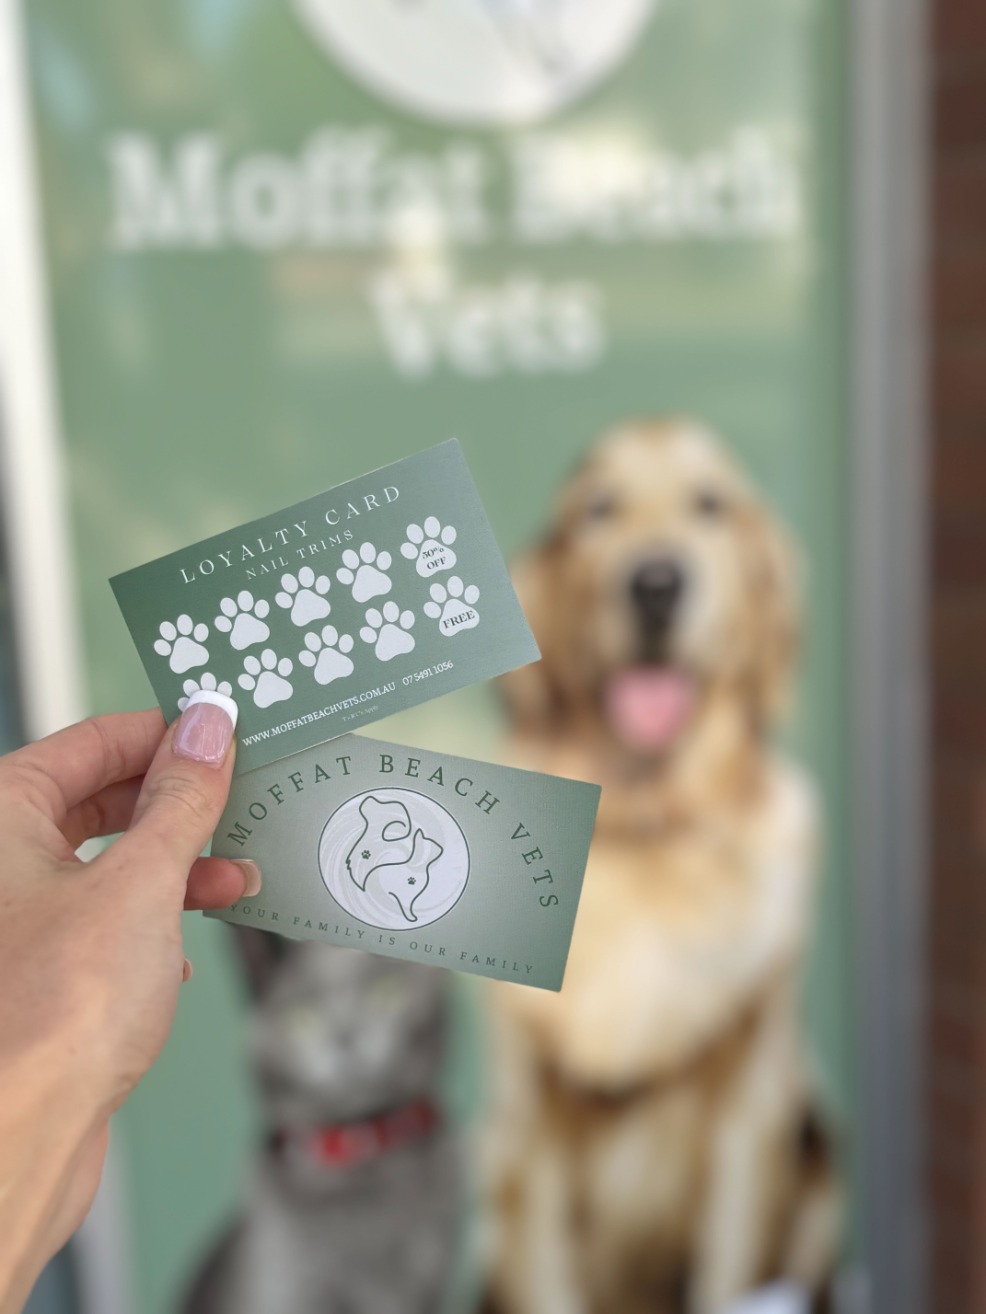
[173,691,238,768]
[182,957,194,982]
[231,858,262,898]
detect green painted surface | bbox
[21,0,853,1308]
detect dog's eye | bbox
[692,488,729,519]
[584,492,619,521]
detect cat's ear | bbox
[412,830,444,865]
[231,925,294,997]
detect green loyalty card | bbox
[111,441,539,773]
[208,734,601,991]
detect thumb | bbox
[115,691,239,892]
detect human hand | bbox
[0,698,257,1314]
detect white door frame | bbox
[0,0,84,741]
[850,0,930,1310]
[0,3,132,1313]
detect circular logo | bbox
[292,0,657,126]
[319,788,470,931]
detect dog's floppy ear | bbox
[745,504,802,731]
[498,535,565,732]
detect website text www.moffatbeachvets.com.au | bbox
[241,683,396,745]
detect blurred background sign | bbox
[18,0,852,1310]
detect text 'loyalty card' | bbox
[111,441,539,774]
[208,735,600,991]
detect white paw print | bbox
[360,602,415,662]
[401,516,458,578]
[177,672,233,712]
[214,590,270,650]
[153,615,209,674]
[336,543,392,604]
[238,649,294,709]
[299,624,355,686]
[275,567,331,627]
[424,577,481,636]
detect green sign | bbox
[23,0,852,1309]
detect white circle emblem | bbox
[292,0,657,126]
[319,788,470,931]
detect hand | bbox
[0,699,258,1314]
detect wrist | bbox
[0,1034,102,1314]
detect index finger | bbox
[5,710,167,819]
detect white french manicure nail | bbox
[173,691,239,768]
[183,689,239,730]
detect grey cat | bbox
[182,934,462,1314]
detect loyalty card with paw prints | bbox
[110,441,540,773]
[208,734,601,990]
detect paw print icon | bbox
[214,591,270,651]
[177,673,233,713]
[298,625,355,686]
[424,578,481,636]
[401,517,457,578]
[153,615,209,675]
[360,602,415,661]
[238,649,294,709]
[337,543,392,604]
[275,568,331,628]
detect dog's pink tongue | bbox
[605,668,695,753]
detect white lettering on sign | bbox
[105,126,802,378]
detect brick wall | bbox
[930,0,986,1309]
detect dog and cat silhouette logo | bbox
[292,0,657,125]
[319,789,471,930]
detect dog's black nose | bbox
[630,557,685,628]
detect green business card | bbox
[207,734,600,991]
[110,440,539,773]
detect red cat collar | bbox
[272,1097,441,1169]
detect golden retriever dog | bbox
[483,418,840,1314]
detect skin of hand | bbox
[0,702,258,1314]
